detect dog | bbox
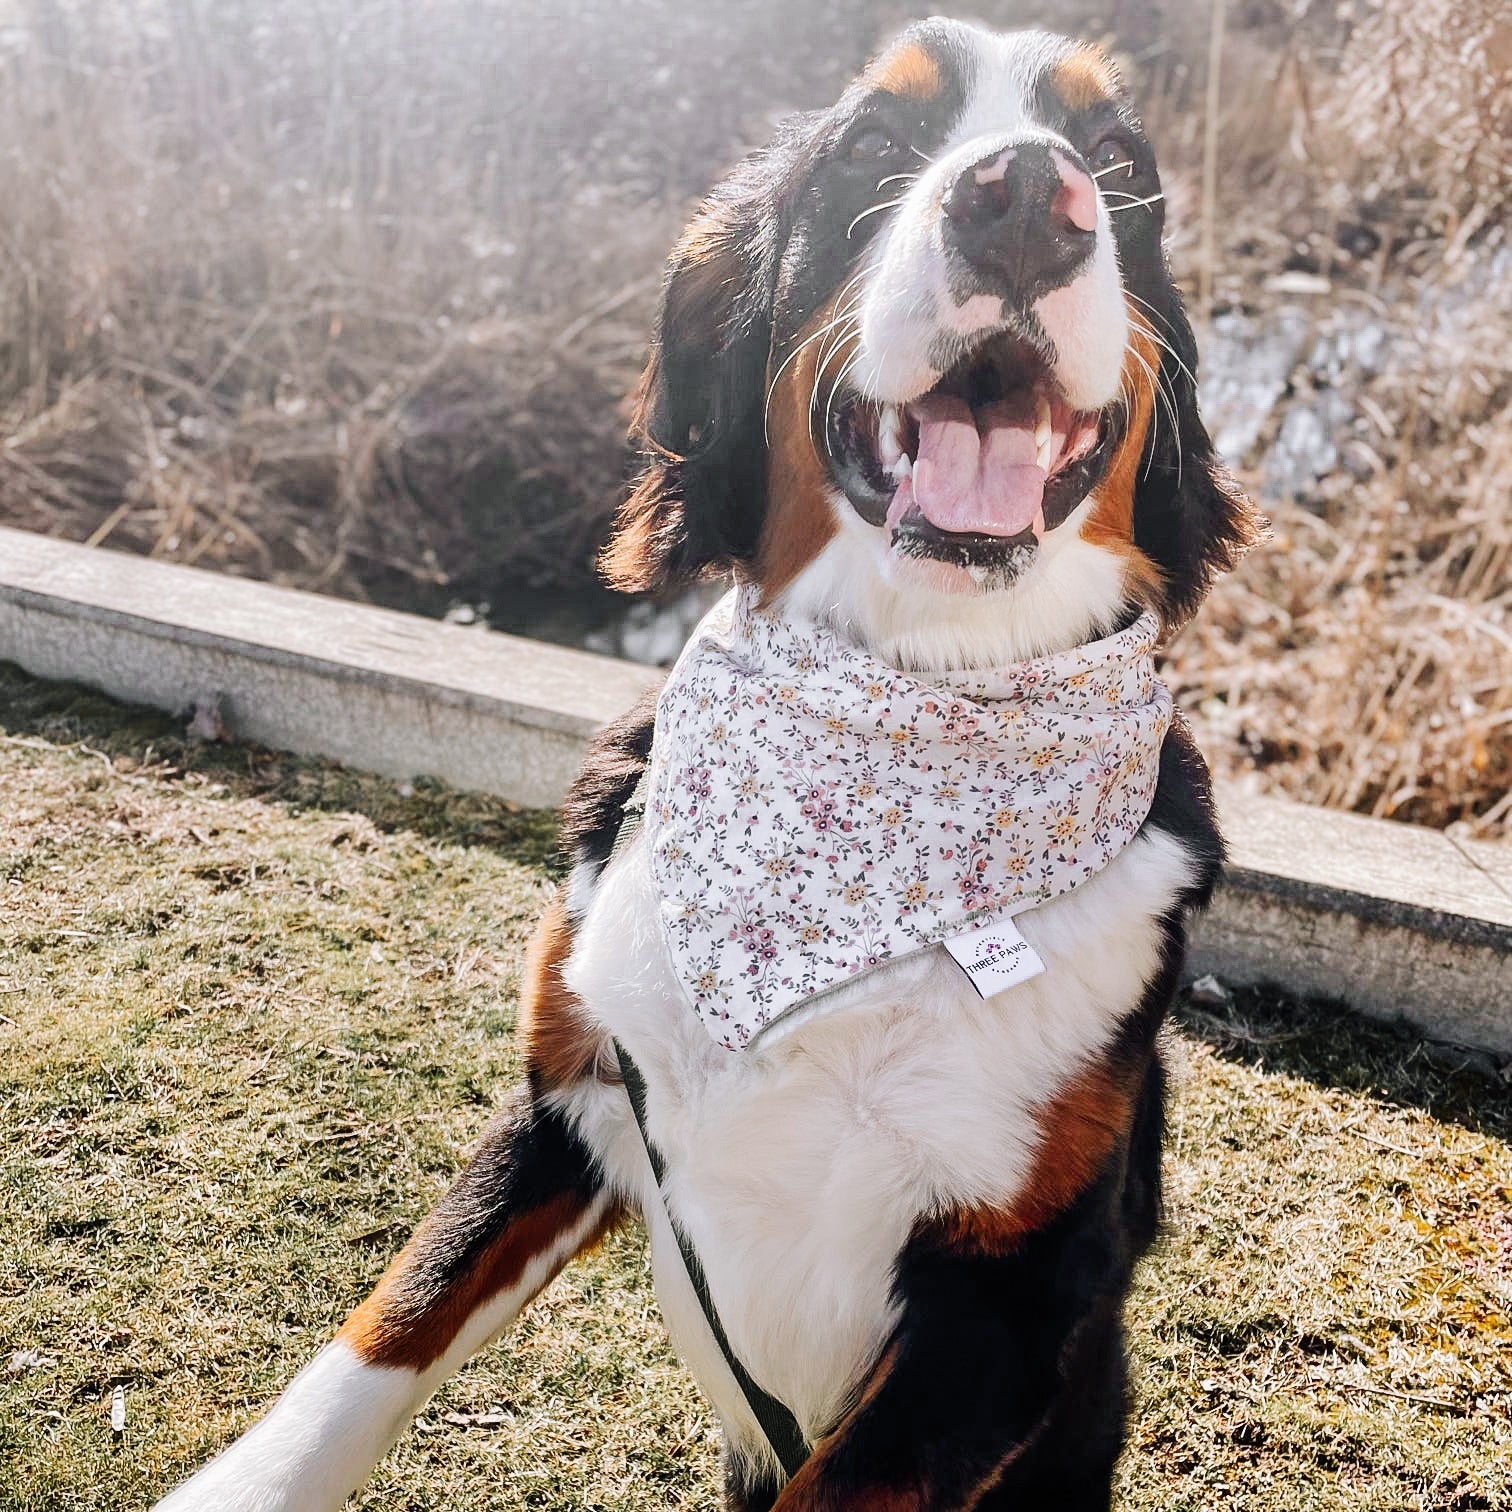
[155,17,1256,1511]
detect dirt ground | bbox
[3,663,1509,1511]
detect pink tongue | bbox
[906,395,1047,538]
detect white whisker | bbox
[1124,344,1166,481]
[1123,290,1200,393]
[812,318,860,407]
[1125,338,1182,488]
[807,302,865,437]
[763,274,869,441]
[847,198,909,239]
[1105,193,1165,215]
[822,350,865,451]
[1127,309,1185,417]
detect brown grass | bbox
[0,0,1507,834]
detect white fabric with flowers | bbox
[643,587,1173,1051]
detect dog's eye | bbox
[847,125,897,163]
[1090,133,1136,179]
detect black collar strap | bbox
[612,1039,810,1480]
[609,778,810,1476]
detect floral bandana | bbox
[643,588,1173,1051]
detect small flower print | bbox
[645,590,1171,1051]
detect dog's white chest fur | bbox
[561,825,1196,1454]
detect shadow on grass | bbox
[1176,984,1512,1144]
[0,661,564,873]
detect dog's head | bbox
[604,18,1258,667]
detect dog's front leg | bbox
[153,1092,619,1512]
[769,1162,1140,1512]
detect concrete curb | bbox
[1188,791,1511,1058]
[3,526,1507,1056]
[0,526,660,809]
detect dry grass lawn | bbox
[2,662,1509,1511]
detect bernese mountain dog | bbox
[156,18,1258,1512]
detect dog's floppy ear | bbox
[1132,284,1264,626]
[602,153,784,595]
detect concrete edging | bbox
[0,526,660,810]
[1187,790,1511,1058]
[2,525,1507,1057]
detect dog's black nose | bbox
[942,141,1097,298]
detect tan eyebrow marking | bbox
[1052,43,1122,111]
[867,41,943,101]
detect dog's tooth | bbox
[1034,393,1052,449]
[878,404,903,468]
[1035,430,1053,471]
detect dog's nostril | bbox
[944,170,1014,228]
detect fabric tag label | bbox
[942,913,1046,999]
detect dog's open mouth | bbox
[825,333,1114,574]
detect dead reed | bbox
[0,0,1507,834]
